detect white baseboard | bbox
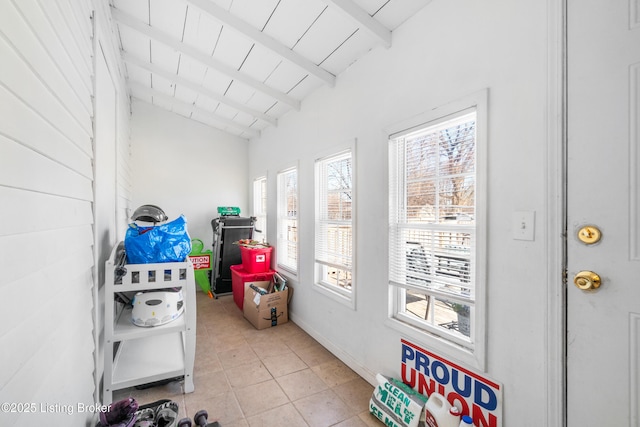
[289,312,377,387]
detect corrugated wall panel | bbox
[0,1,92,145]
[12,0,93,112]
[0,135,93,199]
[0,0,131,425]
[0,84,93,179]
[37,0,94,89]
[0,187,93,238]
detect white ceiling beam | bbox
[111,7,300,111]
[130,82,261,138]
[123,52,278,126]
[324,0,392,48]
[185,0,336,87]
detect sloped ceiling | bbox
[111,0,433,139]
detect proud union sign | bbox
[401,339,502,427]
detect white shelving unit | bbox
[103,243,196,404]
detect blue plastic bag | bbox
[125,215,192,264]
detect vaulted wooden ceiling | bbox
[111,0,433,139]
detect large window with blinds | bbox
[389,97,486,359]
[277,167,298,274]
[253,176,267,244]
[315,150,354,304]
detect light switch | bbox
[513,211,535,241]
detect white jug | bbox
[424,393,460,427]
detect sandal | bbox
[99,397,138,427]
[155,401,180,427]
[133,407,156,427]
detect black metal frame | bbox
[210,216,256,298]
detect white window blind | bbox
[277,168,298,273]
[315,150,353,297]
[389,110,477,347]
[253,177,267,243]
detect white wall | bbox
[0,0,131,425]
[248,0,553,424]
[130,101,250,249]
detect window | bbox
[253,176,267,243]
[388,92,486,366]
[277,167,298,273]
[315,150,354,304]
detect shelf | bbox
[111,332,186,389]
[113,306,187,340]
[103,242,196,404]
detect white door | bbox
[567,0,640,425]
[94,43,118,287]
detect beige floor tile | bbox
[193,351,224,376]
[217,342,260,369]
[247,336,292,359]
[294,342,339,367]
[195,322,210,337]
[294,388,357,427]
[191,369,231,398]
[268,320,305,337]
[117,292,375,426]
[184,389,244,425]
[280,330,319,351]
[332,415,372,427]
[197,305,229,323]
[216,418,250,427]
[359,411,385,427]
[234,379,290,417]
[225,361,273,388]
[246,402,310,427]
[261,351,308,378]
[333,377,375,412]
[241,324,278,341]
[276,368,329,401]
[195,335,219,355]
[209,331,251,353]
[311,359,361,388]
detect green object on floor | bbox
[188,238,213,298]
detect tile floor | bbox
[113,290,379,426]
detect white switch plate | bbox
[513,211,535,241]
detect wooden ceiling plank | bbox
[149,0,188,40]
[130,82,260,137]
[372,0,434,30]
[185,0,336,87]
[111,6,300,110]
[261,0,328,49]
[123,52,277,126]
[323,0,391,47]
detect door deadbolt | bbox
[577,225,602,245]
[573,271,601,291]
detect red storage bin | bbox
[230,265,275,310]
[240,245,273,273]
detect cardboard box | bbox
[243,281,288,329]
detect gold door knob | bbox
[573,271,601,290]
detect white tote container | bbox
[424,393,461,427]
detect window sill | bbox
[384,316,483,371]
[313,282,355,310]
[276,264,298,280]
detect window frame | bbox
[314,146,356,308]
[276,166,299,275]
[252,175,267,244]
[386,90,488,370]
